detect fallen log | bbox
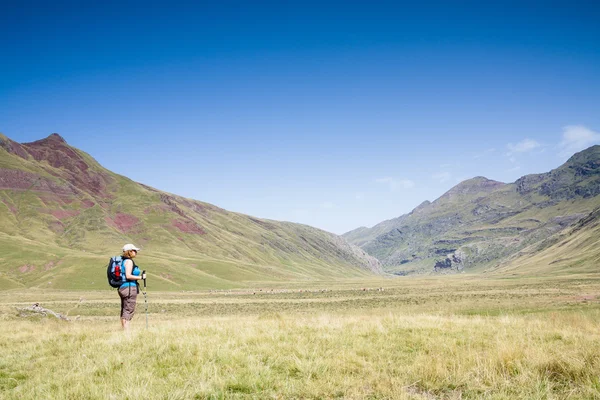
[15,303,71,321]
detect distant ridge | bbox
[344,145,600,275]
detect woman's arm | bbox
[124,259,142,280]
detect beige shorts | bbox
[118,285,138,320]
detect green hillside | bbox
[343,146,600,275]
[0,133,380,290]
[489,206,600,276]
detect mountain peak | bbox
[47,133,67,143]
[17,133,114,196]
[445,176,505,196]
[25,133,68,147]
[564,145,600,166]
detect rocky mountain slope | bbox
[0,133,380,290]
[343,146,600,275]
[490,206,600,276]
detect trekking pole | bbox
[142,270,148,329]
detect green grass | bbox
[2,275,600,399]
[0,229,375,291]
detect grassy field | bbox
[2,275,600,399]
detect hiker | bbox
[118,243,145,330]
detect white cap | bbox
[122,243,140,252]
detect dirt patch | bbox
[0,168,78,195]
[38,194,76,207]
[106,213,140,233]
[43,261,62,271]
[18,264,36,273]
[160,273,173,280]
[50,209,80,220]
[172,219,206,235]
[180,199,208,215]
[81,199,95,208]
[574,295,597,302]
[160,194,187,217]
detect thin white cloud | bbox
[507,139,541,155]
[558,125,600,158]
[432,171,451,183]
[355,192,365,201]
[375,177,415,191]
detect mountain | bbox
[490,206,600,276]
[0,133,380,290]
[343,146,600,275]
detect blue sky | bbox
[1,1,599,234]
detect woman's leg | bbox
[119,286,138,330]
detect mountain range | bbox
[343,145,600,275]
[0,133,380,290]
[1,133,598,291]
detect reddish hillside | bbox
[0,132,381,289]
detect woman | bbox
[118,243,145,330]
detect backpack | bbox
[107,256,126,288]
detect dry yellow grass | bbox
[2,276,600,399]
